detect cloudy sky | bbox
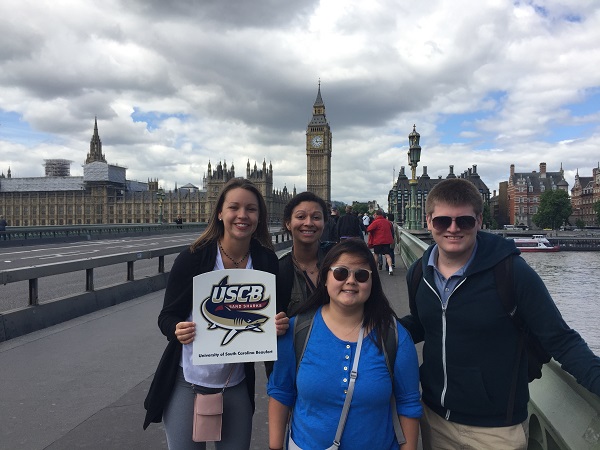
[1,0,599,208]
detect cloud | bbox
[1,0,599,208]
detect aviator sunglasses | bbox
[329,266,372,283]
[431,215,477,231]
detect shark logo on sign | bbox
[201,276,270,346]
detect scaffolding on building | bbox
[44,159,73,177]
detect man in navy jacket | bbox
[400,178,600,449]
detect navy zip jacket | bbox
[399,231,600,427]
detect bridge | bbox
[1,229,599,449]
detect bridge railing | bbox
[398,228,600,450]
[0,222,208,245]
[0,231,291,342]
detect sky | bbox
[1,0,599,208]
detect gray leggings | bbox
[163,368,253,450]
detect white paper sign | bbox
[192,269,277,365]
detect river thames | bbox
[521,251,600,355]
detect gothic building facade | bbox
[0,119,293,227]
[388,164,490,227]
[306,82,332,203]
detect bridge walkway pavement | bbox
[0,257,418,450]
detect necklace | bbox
[218,241,250,268]
[292,253,318,275]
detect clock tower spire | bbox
[306,80,332,202]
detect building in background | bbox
[306,82,332,203]
[571,164,600,227]
[0,119,293,226]
[507,162,569,229]
[388,164,490,227]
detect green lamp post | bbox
[407,125,422,230]
[156,188,166,224]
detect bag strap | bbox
[328,327,365,449]
[294,311,316,373]
[494,255,523,424]
[408,257,423,314]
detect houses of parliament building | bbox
[0,85,332,227]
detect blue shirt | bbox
[268,307,422,449]
[428,242,478,306]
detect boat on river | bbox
[512,235,560,252]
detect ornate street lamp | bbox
[406,125,422,230]
[156,188,166,224]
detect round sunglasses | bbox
[329,266,372,283]
[431,215,477,231]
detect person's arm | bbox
[158,249,196,338]
[514,257,600,395]
[393,324,423,448]
[398,416,419,450]
[268,397,290,450]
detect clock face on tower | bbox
[311,135,323,148]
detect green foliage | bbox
[594,201,600,226]
[575,218,586,229]
[482,203,492,229]
[532,189,572,230]
[351,202,369,215]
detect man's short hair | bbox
[345,205,353,213]
[425,178,484,216]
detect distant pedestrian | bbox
[320,204,339,245]
[362,213,370,228]
[367,210,394,275]
[336,206,363,240]
[388,213,401,269]
[175,216,183,229]
[0,215,7,241]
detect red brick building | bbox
[507,162,569,229]
[571,164,600,227]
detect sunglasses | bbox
[329,266,372,283]
[431,215,477,231]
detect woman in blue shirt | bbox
[268,239,421,450]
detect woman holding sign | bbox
[143,178,279,449]
[268,239,422,450]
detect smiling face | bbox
[218,187,260,243]
[427,202,482,265]
[285,201,325,246]
[326,252,372,312]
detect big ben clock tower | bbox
[306,81,332,203]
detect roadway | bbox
[0,250,416,450]
[0,234,196,312]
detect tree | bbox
[482,203,492,229]
[575,218,586,229]
[532,189,572,230]
[594,201,600,226]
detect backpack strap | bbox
[294,310,316,373]
[408,257,423,314]
[494,256,522,424]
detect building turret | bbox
[85,117,107,164]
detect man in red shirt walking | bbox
[367,209,394,275]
